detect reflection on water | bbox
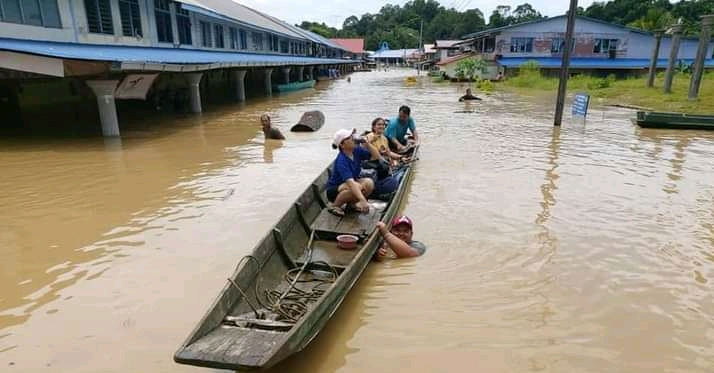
[2,70,714,373]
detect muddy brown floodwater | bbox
[1,69,714,373]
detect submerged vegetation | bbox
[497,61,714,114]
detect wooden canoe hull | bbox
[173,146,420,371]
[273,80,316,93]
[290,111,325,132]
[634,111,714,130]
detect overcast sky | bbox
[239,0,599,28]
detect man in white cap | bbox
[325,128,381,216]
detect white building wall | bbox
[0,0,346,56]
[0,0,76,42]
[627,32,712,59]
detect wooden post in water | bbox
[663,23,683,94]
[688,15,714,100]
[554,0,578,126]
[647,31,664,87]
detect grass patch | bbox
[499,63,714,114]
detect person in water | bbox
[260,113,285,140]
[325,128,381,217]
[385,105,419,153]
[374,215,427,259]
[459,88,482,101]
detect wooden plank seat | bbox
[310,200,387,242]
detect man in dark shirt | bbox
[459,88,482,101]
[261,113,285,140]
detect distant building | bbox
[433,40,462,62]
[0,0,351,72]
[330,38,367,60]
[371,48,420,65]
[457,15,714,75]
[422,43,437,61]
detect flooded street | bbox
[2,69,714,372]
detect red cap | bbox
[391,215,413,229]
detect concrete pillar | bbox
[185,72,203,113]
[688,15,714,100]
[231,70,247,102]
[663,23,683,94]
[264,68,273,95]
[647,31,663,88]
[86,80,120,137]
[282,67,291,84]
[298,66,305,81]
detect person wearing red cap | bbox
[374,215,427,259]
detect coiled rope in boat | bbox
[226,230,338,324]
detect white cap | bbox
[332,128,355,147]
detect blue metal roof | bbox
[0,38,355,67]
[498,57,714,70]
[372,49,419,58]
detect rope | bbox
[225,232,339,325]
[226,255,263,319]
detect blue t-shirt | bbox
[385,116,416,145]
[326,147,371,189]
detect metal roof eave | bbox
[0,37,358,71]
[120,58,356,72]
[178,3,300,42]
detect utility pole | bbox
[554,0,578,126]
[688,15,714,100]
[646,30,663,88]
[663,22,683,94]
[417,19,423,75]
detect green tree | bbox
[455,57,487,80]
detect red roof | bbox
[330,38,365,54]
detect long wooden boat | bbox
[174,145,420,371]
[290,110,325,132]
[273,80,316,93]
[634,111,714,130]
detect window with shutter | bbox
[0,0,62,27]
[84,0,113,34]
[119,0,141,37]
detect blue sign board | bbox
[572,92,590,118]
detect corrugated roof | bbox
[0,37,354,66]
[462,15,654,39]
[176,0,349,50]
[371,49,419,58]
[498,57,714,69]
[263,15,346,50]
[434,40,461,48]
[175,0,303,39]
[331,39,365,53]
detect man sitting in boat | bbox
[385,105,419,154]
[325,128,381,217]
[374,216,427,259]
[260,113,285,140]
[459,88,482,101]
